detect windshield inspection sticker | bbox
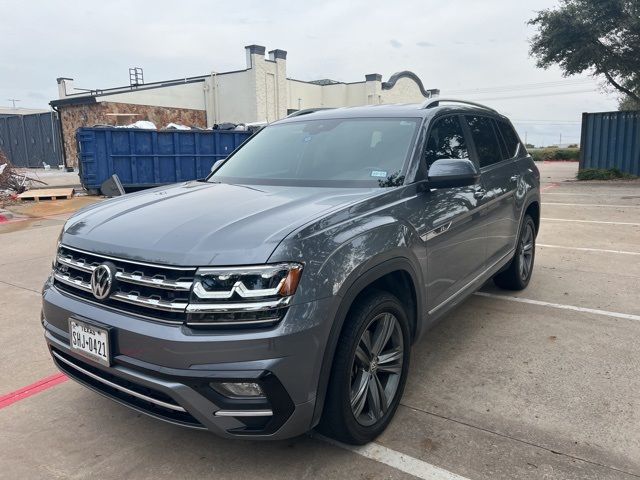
[370,170,388,178]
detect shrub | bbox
[529,148,580,162]
[577,168,636,180]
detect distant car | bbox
[43,100,540,444]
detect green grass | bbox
[576,168,637,181]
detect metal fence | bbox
[0,112,64,168]
[580,110,640,176]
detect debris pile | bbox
[0,150,46,204]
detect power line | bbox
[473,89,597,101]
[443,79,595,95]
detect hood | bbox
[62,181,380,266]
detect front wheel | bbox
[318,290,411,445]
[494,214,536,290]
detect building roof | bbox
[49,75,215,108]
[0,107,51,116]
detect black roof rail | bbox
[286,107,334,118]
[421,98,498,113]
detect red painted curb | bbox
[0,373,68,409]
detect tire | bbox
[318,289,411,445]
[494,214,536,290]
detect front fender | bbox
[271,213,425,310]
[270,213,426,429]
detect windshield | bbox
[210,117,421,187]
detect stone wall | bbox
[59,102,206,167]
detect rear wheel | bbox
[319,290,410,445]
[494,214,536,290]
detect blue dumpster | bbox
[76,127,252,191]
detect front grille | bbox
[53,245,195,323]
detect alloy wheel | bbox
[349,312,404,427]
[519,223,535,281]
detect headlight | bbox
[186,263,303,327]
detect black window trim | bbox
[463,113,514,172]
[494,118,523,161]
[421,112,478,173]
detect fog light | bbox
[212,382,265,399]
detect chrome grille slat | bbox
[56,254,193,291]
[60,244,198,271]
[112,292,189,313]
[57,255,95,273]
[51,351,186,412]
[115,272,193,291]
[185,297,291,313]
[53,271,189,313]
[52,244,293,327]
[53,271,92,292]
[54,245,194,321]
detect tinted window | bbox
[496,120,521,159]
[424,116,469,169]
[465,115,503,168]
[211,118,420,187]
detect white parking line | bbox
[543,192,639,197]
[475,292,640,322]
[316,434,470,480]
[543,202,640,208]
[541,217,640,226]
[537,244,640,256]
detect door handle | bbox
[474,188,486,199]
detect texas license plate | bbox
[69,319,111,366]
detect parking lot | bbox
[1,161,639,480]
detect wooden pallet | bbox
[17,188,74,202]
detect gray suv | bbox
[42,99,540,444]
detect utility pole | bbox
[7,99,20,109]
[524,132,528,145]
[559,133,562,147]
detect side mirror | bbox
[427,158,480,189]
[210,160,222,173]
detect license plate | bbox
[69,319,111,366]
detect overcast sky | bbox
[0,0,620,146]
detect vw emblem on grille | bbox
[91,263,115,300]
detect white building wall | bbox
[288,80,323,110]
[246,46,288,123]
[380,76,430,104]
[285,73,435,111]
[205,71,255,125]
[55,47,438,126]
[98,81,206,110]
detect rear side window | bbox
[465,115,503,168]
[424,116,469,169]
[496,120,521,159]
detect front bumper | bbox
[42,282,335,440]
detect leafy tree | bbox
[619,96,640,111]
[529,0,640,105]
